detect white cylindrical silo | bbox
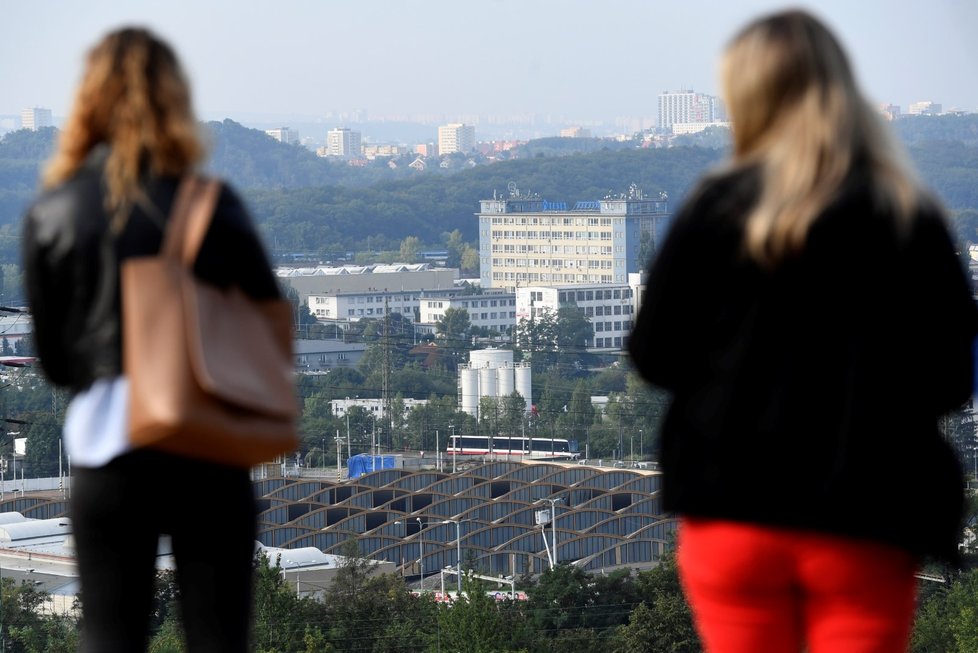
[460,366,480,416]
[469,348,514,369]
[497,365,515,398]
[480,366,497,403]
[515,364,532,411]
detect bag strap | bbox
[161,176,222,266]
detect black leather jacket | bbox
[23,151,280,392]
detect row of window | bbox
[345,307,413,317]
[491,230,618,241]
[311,294,438,305]
[427,299,515,309]
[585,306,633,318]
[593,304,633,316]
[489,217,621,226]
[431,311,516,321]
[297,353,349,363]
[490,244,616,255]
[492,272,620,283]
[491,258,617,269]
[594,336,626,348]
[560,288,634,302]
[594,320,632,332]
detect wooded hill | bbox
[2,115,978,261]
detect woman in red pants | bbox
[629,10,977,652]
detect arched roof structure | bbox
[254,461,675,577]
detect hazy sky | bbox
[3,0,977,124]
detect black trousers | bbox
[71,449,256,652]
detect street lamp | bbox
[442,519,465,595]
[393,520,408,578]
[535,497,564,569]
[416,518,425,590]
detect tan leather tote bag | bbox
[122,177,298,467]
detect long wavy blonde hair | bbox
[44,27,204,223]
[722,10,919,265]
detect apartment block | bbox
[265,127,299,144]
[20,107,52,131]
[657,90,725,131]
[326,128,362,157]
[476,187,669,291]
[437,123,476,155]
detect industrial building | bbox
[457,349,531,418]
[5,461,674,588]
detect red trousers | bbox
[677,519,917,653]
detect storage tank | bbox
[515,364,532,411]
[460,366,480,416]
[497,365,515,398]
[479,366,497,404]
[469,348,514,369]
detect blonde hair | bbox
[721,10,919,265]
[44,27,204,223]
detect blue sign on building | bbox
[541,200,568,211]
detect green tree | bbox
[443,229,467,269]
[460,246,480,275]
[615,551,701,653]
[435,307,471,351]
[7,612,79,653]
[398,236,422,263]
[478,397,501,442]
[23,412,60,478]
[911,569,978,653]
[527,563,595,633]
[252,551,326,653]
[555,305,593,354]
[323,539,437,652]
[558,380,595,450]
[0,576,67,653]
[499,391,527,436]
[436,576,533,653]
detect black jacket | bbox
[629,166,978,562]
[23,151,280,393]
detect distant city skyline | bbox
[2,0,977,128]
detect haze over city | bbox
[3,0,977,132]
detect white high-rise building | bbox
[657,91,723,131]
[326,128,362,157]
[20,107,52,131]
[908,101,942,116]
[476,185,669,291]
[265,127,298,144]
[438,123,475,155]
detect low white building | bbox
[331,397,429,419]
[515,273,645,351]
[418,292,516,336]
[258,545,394,600]
[307,288,450,323]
